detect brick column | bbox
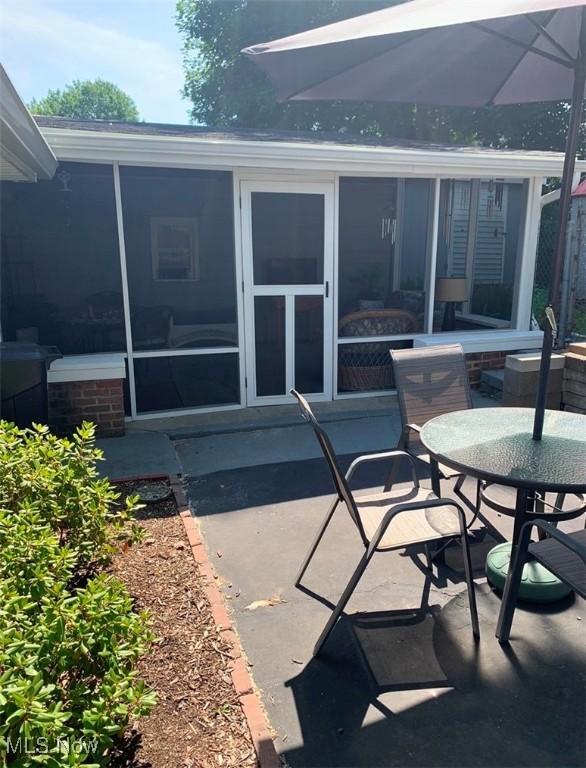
[465,351,507,387]
[47,355,126,437]
[48,379,125,437]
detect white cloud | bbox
[1,0,189,123]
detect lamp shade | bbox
[435,277,468,303]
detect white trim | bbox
[240,178,335,405]
[514,177,542,330]
[393,179,404,287]
[285,294,295,392]
[413,329,543,353]
[425,178,441,333]
[540,171,582,207]
[252,284,325,296]
[113,162,137,417]
[338,334,417,345]
[333,174,340,396]
[131,347,238,358]
[233,171,247,408]
[1,65,57,181]
[40,126,586,178]
[47,354,126,384]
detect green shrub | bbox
[0,422,155,767]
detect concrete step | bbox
[480,368,504,399]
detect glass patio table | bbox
[420,407,586,545]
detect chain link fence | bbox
[534,197,586,343]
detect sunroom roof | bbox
[34,115,567,159]
[36,115,585,178]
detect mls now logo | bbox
[5,736,99,756]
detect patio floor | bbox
[99,395,586,766]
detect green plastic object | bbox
[485,542,572,604]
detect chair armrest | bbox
[524,520,586,562]
[367,497,465,556]
[398,423,421,449]
[346,450,419,488]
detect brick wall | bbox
[465,351,507,387]
[48,379,125,437]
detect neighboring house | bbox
[0,64,56,182]
[2,86,584,424]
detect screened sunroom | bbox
[2,117,578,420]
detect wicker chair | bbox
[338,309,417,391]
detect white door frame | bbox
[240,179,335,406]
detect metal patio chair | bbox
[290,389,479,657]
[389,344,481,520]
[496,520,586,644]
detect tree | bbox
[176,0,582,151]
[29,79,139,122]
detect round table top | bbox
[420,407,586,493]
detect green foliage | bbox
[0,422,154,767]
[29,80,139,122]
[176,0,584,152]
[0,422,142,571]
[532,286,549,328]
[574,306,586,335]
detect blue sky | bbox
[1,0,190,123]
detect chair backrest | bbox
[290,389,367,545]
[390,344,472,430]
[339,308,417,338]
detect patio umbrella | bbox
[243,0,586,440]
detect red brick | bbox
[230,657,252,694]
[239,694,280,768]
[191,544,207,564]
[210,601,230,629]
[221,628,240,656]
[198,562,216,583]
[182,519,201,548]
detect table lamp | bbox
[436,277,468,331]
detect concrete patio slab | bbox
[94,393,585,766]
[96,430,180,480]
[180,422,585,768]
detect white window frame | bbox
[240,178,335,406]
[19,133,551,419]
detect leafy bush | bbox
[0,422,155,767]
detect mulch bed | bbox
[108,480,256,768]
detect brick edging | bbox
[168,475,280,768]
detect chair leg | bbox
[459,530,480,640]
[295,497,340,587]
[384,459,400,493]
[495,527,532,644]
[313,549,373,657]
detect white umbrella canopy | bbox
[243,0,585,106]
[243,0,586,441]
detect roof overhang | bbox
[0,65,57,182]
[39,125,586,179]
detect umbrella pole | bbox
[533,27,586,441]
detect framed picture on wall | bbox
[150,217,199,281]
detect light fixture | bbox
[436,277,468,331]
